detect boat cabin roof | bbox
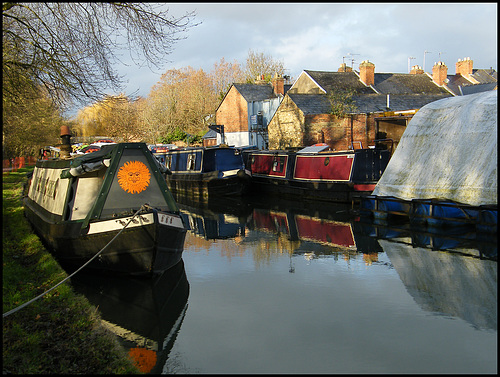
[297,144,332,154]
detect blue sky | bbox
[110,3,497,101]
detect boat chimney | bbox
[60,125,72,159]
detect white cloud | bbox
[109,3,497,100]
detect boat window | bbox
[272,156,286,173]
[68,171,105,220]
[187,154,196,170]
[164,155,172,169]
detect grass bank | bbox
[2,167,140,374]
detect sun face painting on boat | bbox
[23,132,187,276]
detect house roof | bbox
[233,83,277,102]
[287,67,473,115]
[288,92,452,115]
[304,70,451,96]
[288,94,331,114]
[202,129,218,139]
[470,68,497,83]
[459,82,498,96]
[303,70,374,94]
[445,68,497,96]
[352,94,452,113]
[372,73,449,95]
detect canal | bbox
[70,196,497,374]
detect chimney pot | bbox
[59,125,72,159]
[60,125,71,137]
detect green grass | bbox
[2,168,140,374]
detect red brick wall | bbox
[216,86,248,133]
[305,113,377,151]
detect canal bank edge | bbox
[3,167,140,374]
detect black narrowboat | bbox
[23,139,187,276]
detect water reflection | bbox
[71,194,496,373]
[179,195,496,331]
[70,260,189,374]
[379,239,497,331]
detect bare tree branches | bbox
[2,3,198,108]
[244,49,285,83]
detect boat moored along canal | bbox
[23,128,187,276]
[154,145,251,200]
[359,90,497,232]
[244,143,391,203]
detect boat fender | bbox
[237,169,249,179]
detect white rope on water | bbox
[3,204,149,318]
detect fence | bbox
[3,156,37,173]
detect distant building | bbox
[214,75,290,148]
[267,57,496,151]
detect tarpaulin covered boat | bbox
[360,90,497,230]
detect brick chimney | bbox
[410,65,424,74]
[271,73,285,95]
[455,57,473,77]
[359,60,375,86]
[338,63,352,72]
[432,61,448,86]
[255,74,266,84]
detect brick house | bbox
[267,58,496,152]
[214,75,290,148]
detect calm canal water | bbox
[71,196,497,374]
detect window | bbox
[164,155,172,169]
[187,154,196,170]
[272,156,285,173]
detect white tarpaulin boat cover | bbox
[372,90,497,206]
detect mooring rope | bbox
[3,204,149,318]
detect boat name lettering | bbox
[33,176,58,199]
[159,213,176,225]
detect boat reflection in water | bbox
[174,194,253,240]
[70,260,189,374]
[354,218,497,330]
[179,195,496,332]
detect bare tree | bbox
[2,3,198,108]
[244,49,285,83]
[210,57,245,101]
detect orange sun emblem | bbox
[117,160,151,194]
[128,347,157,373]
